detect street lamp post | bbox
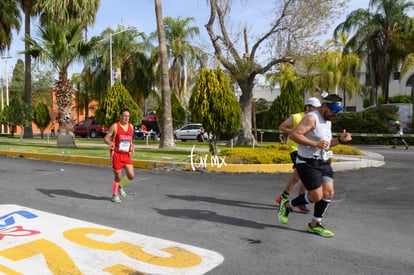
[109,28,135,86]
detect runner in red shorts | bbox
[104,108,135,203]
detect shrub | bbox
[332,104,398,144]
[220,143,363,164]
[389,94,411,103]
[331,145,364,156]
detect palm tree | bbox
[17,0,100,138]
[334,0,414,104]
[314,51,361,108]
[83,26,151,106]
[25,21,98,147]
[335,9,381,106]
[400,53,414,107]
[155,0,175,148]
[71,72,88,123]
[163,16,201,103]
[35,0,100,43]
[0,0,21,53]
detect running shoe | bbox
[275,194,288,205]
[296,204,310,214]
[118,187,127,198]
[111,195,121,203]
[278,199,290,224]
[306,223,334,238]
[275,196,282,204]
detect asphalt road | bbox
[0,146,413,274]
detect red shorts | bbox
[110,150,133,170]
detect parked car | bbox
[74,119,108,138]
[173,123,208,142]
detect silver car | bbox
[174,123,208,141]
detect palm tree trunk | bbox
[55,77,76,147]
[368,55,377,105]
[23,3,33,138]
[155,0,175,148]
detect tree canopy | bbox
[205,0,347,145]
[95,80,143,127]
[189,67,241,153]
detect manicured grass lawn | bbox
[0,136,363,164]
[0,137,216,163]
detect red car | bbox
[74,119,108,138]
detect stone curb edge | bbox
[0,150,384,173]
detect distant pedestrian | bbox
[391,121,409,150]
[104,108,135,203]
[51,123,55,137]
[278,94,352,238]
[276,97,321,214]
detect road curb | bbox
[0,149,384,173]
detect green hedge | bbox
[220,143,362,164]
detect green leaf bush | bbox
[220,143,363,164]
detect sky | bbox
[1,0,370,79]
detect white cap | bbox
[305,97,321,107]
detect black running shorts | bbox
[290,151,298,169]
[295,161,334,191]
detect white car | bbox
[174,123,208,141]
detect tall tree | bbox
[400,53,414,107]
[206,0,346,145]
[9,59,25,98]
[32,102,51,138]
[25,21,98,147]
[324,34,361,107]
[71,72,89,123]
[1,92,32,138]
[19,0,100,138]
[163,16,201,102]
[189,68,241,154]
[266,80,304,131]
[95,80,142,127]
[314,51,361,108]
[35,0,100,29]
[83,25,150,105]
[155,0,175,148]
[334,0,414,104]
[31,66,54,106]
[19,0,36,138]
[0,0,21,53]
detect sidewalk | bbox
[0,137,385,173]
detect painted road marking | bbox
[0,204,224,274]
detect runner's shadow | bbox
[152,208,303,233]
[166,194,275,210]
[36,188,109,201]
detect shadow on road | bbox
[36,188,109,201]
[166,194,275,210]
[153,207,304,234]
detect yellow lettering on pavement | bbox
[64,227,202,268]
[0,239,82,274]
